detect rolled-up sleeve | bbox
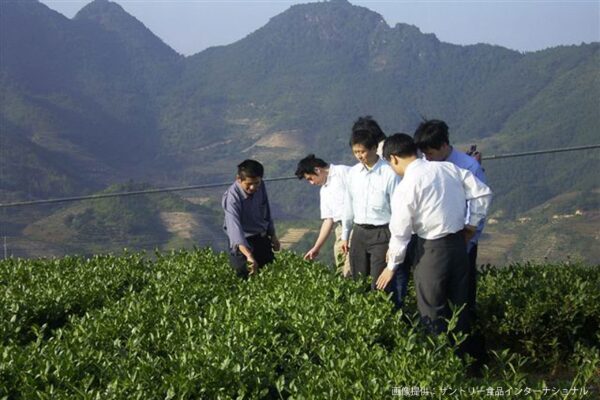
[460,169,493,228]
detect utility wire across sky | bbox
[1,144,599,209]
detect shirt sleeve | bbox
[262,185,276,237]
[460,169,493,228]
[341,175,354,241]
[386,169,401,204]
[466,162,488,249]
[222,191,249,249]
[387,183,415,271]
[320,187,334,220]
[473,162,487,184]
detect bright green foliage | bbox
[478,262,600,368]
[1,250,598,399]
[0,253,148,345]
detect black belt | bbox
[247,232,268,239]
[356,223,389,230]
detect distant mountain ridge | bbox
[1,0,598,260]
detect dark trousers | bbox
[390,262,410,309]
[349,224,389,291]
[466,244,487,366]
[229,234,274,279]
[389,235,418,309]
[413,232,471,335]
[467,244,478,312]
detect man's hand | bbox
[271,235,281,252]
[376,268,395,290]
[304,247,320,261]
[246,255,258,276]
[341,240,349,254]
[463,225,477,245]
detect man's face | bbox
[352,144,378,166]
[237,176,262,195]
[421,143,449,161]
[303,169,327,186]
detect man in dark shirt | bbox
[222,159,280,278]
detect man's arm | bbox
[376,185,413,290]
[341,177,354,245]
[304,218,335,260]
[237,244,258,274]
[223,193,249,250]
[460,169,493,229]
[262,184,276,237]
[223,192,257,267]
[385,169,402,204]
[262,185,280,251]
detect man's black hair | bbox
[413,119,450,151]
[352,115,386,143]
[237,159,264,180]
[350,128,378,149]
[383,133,418,161]
[295,154,329,179]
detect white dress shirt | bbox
[342,158,400,241]
[320,164,351,222]
[386,158,492,270]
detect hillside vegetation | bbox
[1,249,598,398]
[1,0,598,261]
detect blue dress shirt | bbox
[341,158,400,241]
[446,147,488,250]
[222,181,275,250]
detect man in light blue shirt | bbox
[341,129,403,303]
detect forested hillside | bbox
[1,0,598,261]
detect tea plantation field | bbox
[1,250,598,399]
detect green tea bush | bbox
[180,252,469,399]
[1,250,598,399]
[0,253,149,345]
[1,249,239,399]
[478,262,600,368]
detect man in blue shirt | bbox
[341,129,406,307]
[222,159,280,279]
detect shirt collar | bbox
[445,146,457,162]
[404,158,425,177]
[358,157,384,174]
[234,181,250,199]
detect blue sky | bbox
[39,0,600,56]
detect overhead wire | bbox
[1,144,599,209]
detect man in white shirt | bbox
[341,129,404,305]
[376,133,492,336]
[413,119,488,313]
[295,154,352,277]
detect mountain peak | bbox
[242,0,387,53]
[75,0,127,20]
[283,0,387,29]
[74,0,179,57]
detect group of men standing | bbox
[221,117,492,362]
